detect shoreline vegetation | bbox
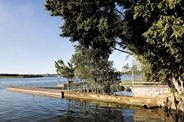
[0,74,57,79]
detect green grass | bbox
[39,87,63,90]
[120,81,132,85]
[120,80,146,85]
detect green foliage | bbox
[44,0,130,57]
[55,59,75,83]
[45,0,184,95]
[71,45,94,81]
[71,45,121,94]
[132,0,184,84]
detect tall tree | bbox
[71,45,93,82]
[131,0,184,110]
[45,0,184,110]
[132,2,184,84]
[71,45,120,94]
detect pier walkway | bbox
[7,86,166,109]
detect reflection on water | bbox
[58,99,134,122]
[62,99,184,122]
[0,77,184,122]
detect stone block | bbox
[132,86,171,98]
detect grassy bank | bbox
[120,81,133,85]
[39,87,63,90]
[120,80,149,85]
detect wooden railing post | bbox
[132,70,134,86]
[61,92,64,98]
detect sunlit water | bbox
[0,77,184,122]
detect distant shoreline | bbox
[0,74,57,79]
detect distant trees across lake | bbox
[0,74,57,78]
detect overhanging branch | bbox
[115,8,125,17]
[113,47,132,54]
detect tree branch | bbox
[115,8,125,17]
[113,47,132,54]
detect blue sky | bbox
[0,0,133,74]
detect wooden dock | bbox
[7,86,165,108]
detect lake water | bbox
[0,77,184,122]
[120,75,142,81]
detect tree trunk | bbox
[172,76,184,100]
[172,76,184,111]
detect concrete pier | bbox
[7,86,63,98]
[7,86,166,108]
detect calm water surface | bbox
[0,77,184,122]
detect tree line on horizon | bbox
[0,73,57,78]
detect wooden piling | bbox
[61,92,64,98]
[143,103,159,109]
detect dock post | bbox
[61,92,64,98]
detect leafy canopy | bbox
[55,59,75,82]
[45,0,184,89]
[45,0,132,57]
[132,0,184,83]
[71,44,121,83]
